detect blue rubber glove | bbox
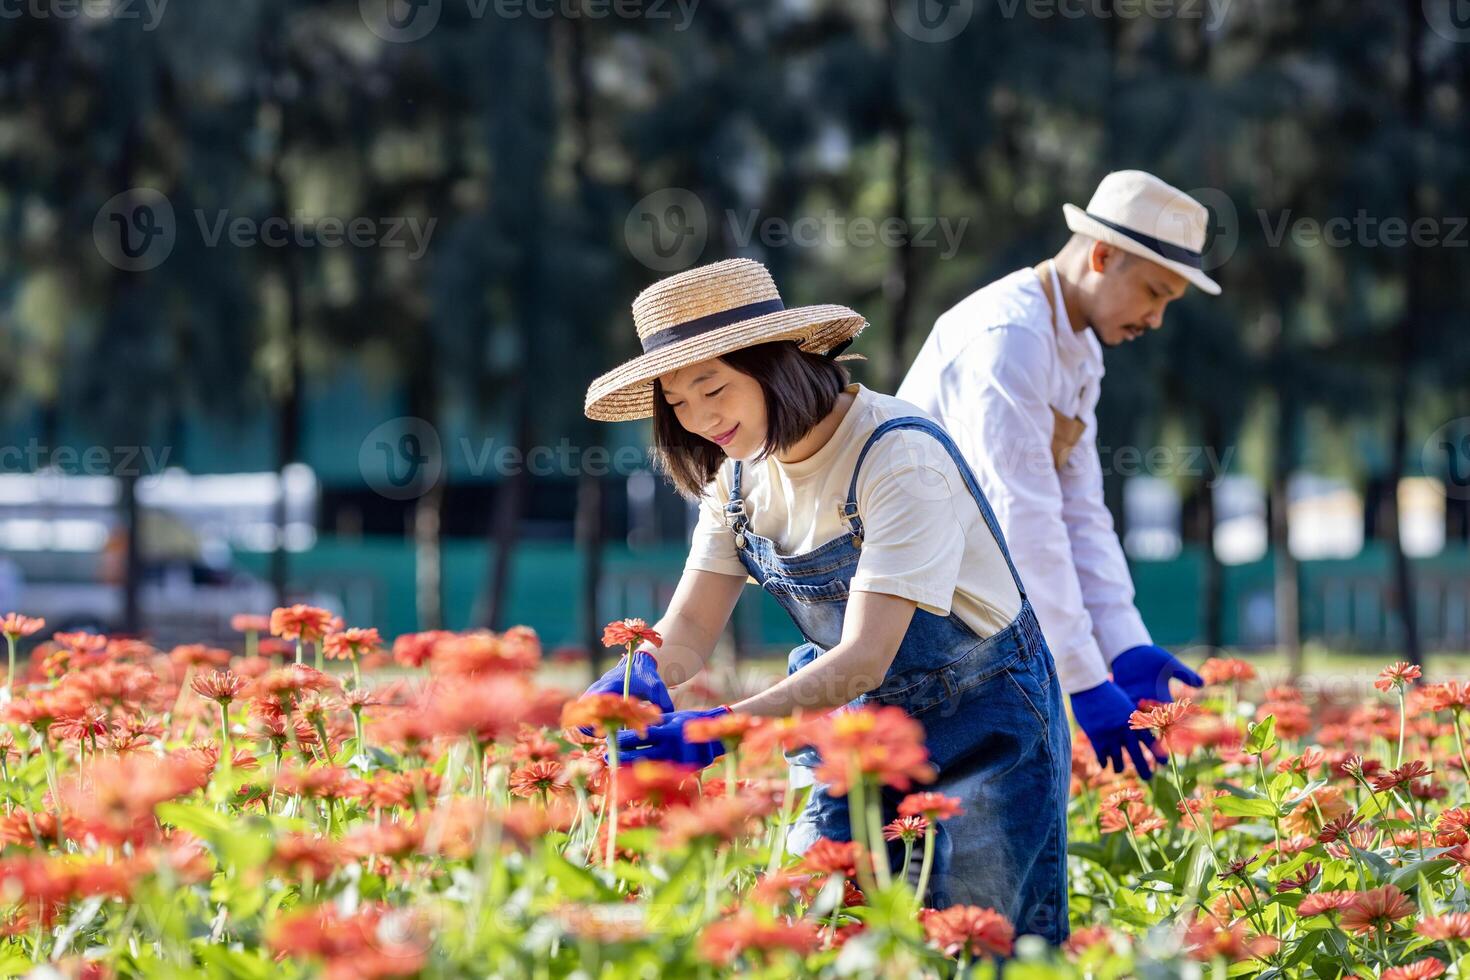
[579,651,675,737]
[610,706,732,768]
[1111,644,1204,706]
[1071,681,1158,780]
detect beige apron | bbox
[1039,260,1087,470]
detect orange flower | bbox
[1297,890,1361,918]
[0,614,45,640]
[602,618,662,650]
[192,670,248,705]
[662,796,768,848]
[269,605,334,643]
[898,792,964,822]
[613,759,701,808]
[1375,661,1422,693]
[431,631,539,677]
[391,630,453,668]
[507,760,570,800]
[1425,681,1470,713]
[1418,912,1470,941]
[883,815,929,842]
[1183,916,1279,963]
[560,693,662,739]
[807,705,936,796]
[799,838,862,876]
[5,687,87,733]
[698,911,820,965]
[1283,785,1349,837]
[684,711,760,747]
[268,903,429,978]
[230,614,270,633]
[1198,657,1255,685]
[1128,698,1199,744]
[429,676,564,744]
[323,628,382,661]
[1381,959,1446,980]
[920,905,1015,959]
[1339,884,1416,934]
[1371,760,1433,793]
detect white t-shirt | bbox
[684,384,1022,639]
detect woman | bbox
[581,258,1070,943]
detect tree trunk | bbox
[414,481,444,630]
[1271,394,1301,676]
[483,410,529,629]
[885,120,915,393]
[120,471,142,635]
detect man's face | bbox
[1086,246,1191,346]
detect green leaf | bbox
[1389,858,1457,891]
[1212,796,1280,819]
[1245,715,1277,756]
[1350,844,1396,885]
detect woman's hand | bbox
[729,590,917,717]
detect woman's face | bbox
[658,358,768,459]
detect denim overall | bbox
[728,417,1071,943]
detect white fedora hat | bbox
[1062,170,1222,295]
[585,258,867,422]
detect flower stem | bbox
[3,634,15,700]
[914,825,937,905]
[622,645,635,699]
[605,729,621,871]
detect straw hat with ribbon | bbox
[1062,170,1222,295]
[584,258,867,422]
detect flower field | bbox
[1,609,1469,979]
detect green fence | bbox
[236,537,1470,655]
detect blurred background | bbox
[1,0,1469,677]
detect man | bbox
[897,170,1220,779]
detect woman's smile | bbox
[709,423,740,447]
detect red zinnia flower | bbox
[1371,760,1433,793]
[1128,698,1198,742]
[1339,884,1416,934]
[662,796,769,848]
[807,705,936,796]
[391,630,454,669]
[0,614,45,640]
[1418,913,1470,941]
[898,792,964,822]
[883,815,929,842]
[192,670,248,706]
[430,676,564,744]
[1296,890,1360,918]
[1381,958,1447,980]
[507,760,569,800]
[269,605,334,643]
[602,618,662,650]
[1425,681,1470,713]
[1374,661,1422,693]
[268,903,428,978]
[684,711,760,747]
[323,628,382,661]
[1275,861,1319,892]
[799,837,862,877]
[559,693,662,739]
[1198,657,1256,685]
[230,614,270,634]
[1182,916,1279,963]
[920,905,1015,959]
[431,631,539,677]
[698,911,819,965]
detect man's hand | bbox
[610,706,731,768]
[1111,644,1204,706]
[578,651,675,736]
[1070,681,1159,779]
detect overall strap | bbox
[727,461,750,545]
[842,417,1029,600]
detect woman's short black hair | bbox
[651,341,848,499]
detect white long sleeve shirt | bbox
[897,268,1151,694]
